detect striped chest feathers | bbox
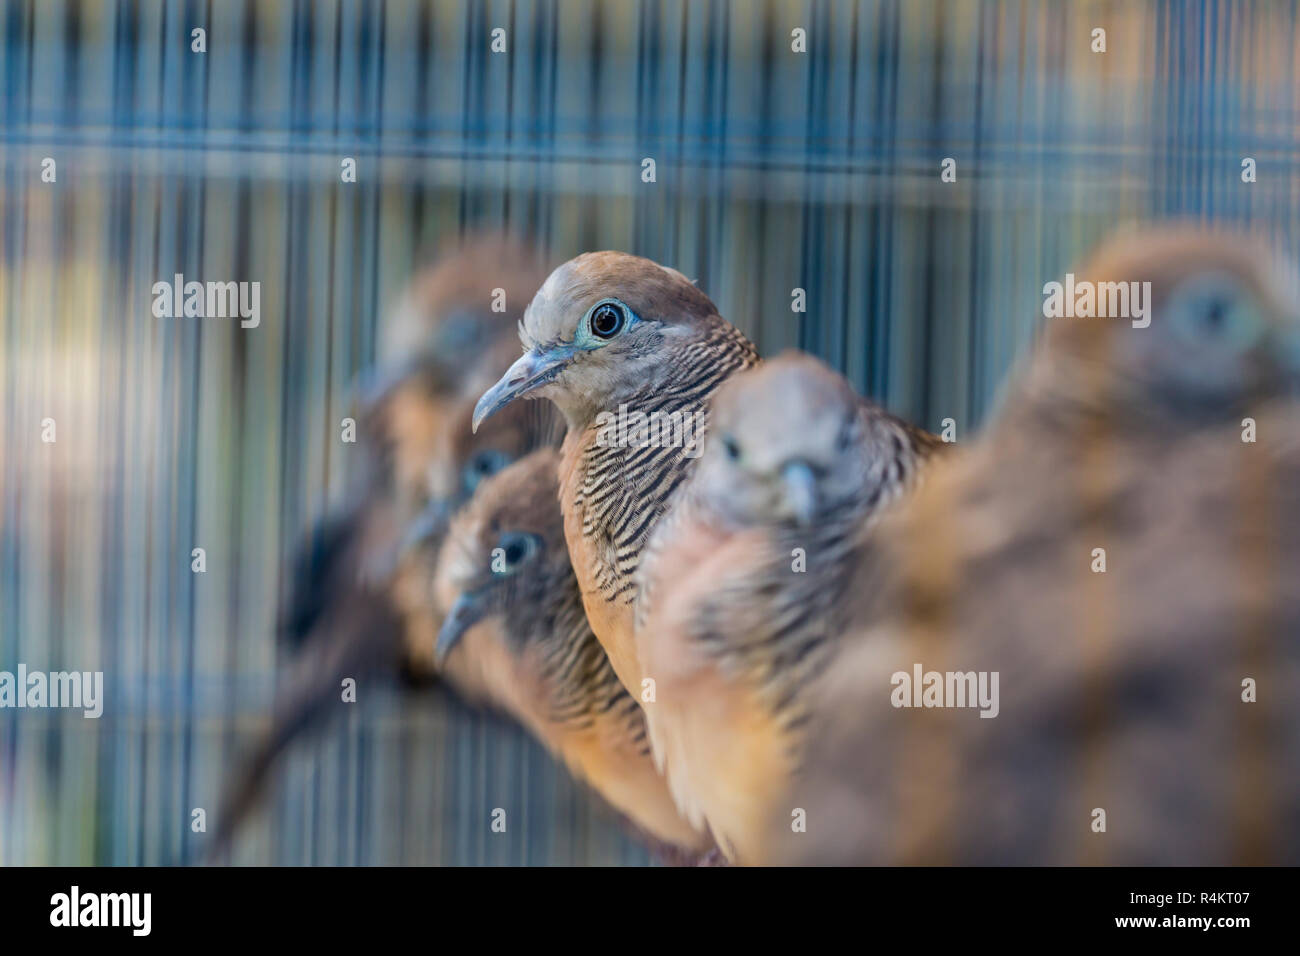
[559,423,698,689]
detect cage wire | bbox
[0,0,1296,864]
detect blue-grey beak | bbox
[781,460,818,527]
[436,593,487,664]
[1281,326,1300,377]
[400,499,451,558]
[360,499,451,588]
[472,348,574,433]
[356,355,427,408]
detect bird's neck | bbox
[688,419,938,725]
[555,324,760,691]
[567,323,761,433]
[563,323,760,569]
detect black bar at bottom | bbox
[0,866,1282,943]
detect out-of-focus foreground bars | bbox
[1,0,1297,864]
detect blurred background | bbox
[1,0,1297,865]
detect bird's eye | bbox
[1168,275,1264,352]
[492,531,540,575]
[721,435,741,461]
[436,310,484,351]
[590,303,626,339]
[462,449,512,496]
[836,419,859,452]
[575,298,638,350]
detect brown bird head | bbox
[432,449,574,663]
[359,236,556,519]
[1027,227,1300,428]
[380,231,551,373]
[471,252,734,431]
[361,332,566,569]
[696,352,924,527]
[409,376,566,549]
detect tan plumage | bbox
[758,228,1300,865]
[430,449,713,856]
[472,251,760,695]
[635,352,943,862]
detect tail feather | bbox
[205,593,405,863]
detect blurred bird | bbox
[286,235,553,662]
[209,236,557,859]
[429,448,714,857]
[472,252,760,694]
[1005,227,1300,436]
[379,232,552,371]
[758,228,1300,865]
[211,395,561,862]
[635,352,943,862]
[389,393,564,676]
